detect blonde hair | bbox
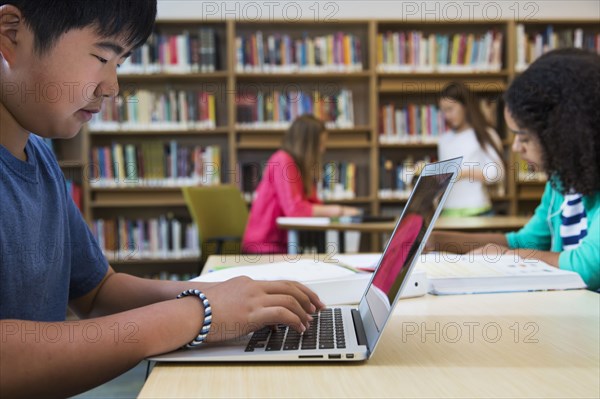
[281,115,326,196]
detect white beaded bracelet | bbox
[177,289,212,347]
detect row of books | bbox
[238,160,362,202]
[89,142,221,187]
[236,89,354,128]
[321,162,357,200]
[379,156,434,199]
[379,104,447,143]
[92,215,200,261]
[119,29,219,74]
[236,31,363,73]
[376,30,503,72]
[89,90,217,131]
[515,24,600,71]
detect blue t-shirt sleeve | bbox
[63,177,109,300]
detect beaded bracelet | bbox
[177,289,212,348]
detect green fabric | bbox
[505,182,600,290]
[182,185,249,265]
[441,206,491,217]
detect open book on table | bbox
[416,253,587,295]
[191,258,427,305]
[335,253,586,295]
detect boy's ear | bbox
[0,5,24,64]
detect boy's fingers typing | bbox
[252,295,312,327]
[261,280,321,314]
[202,277,324,342]
[259,294,313,325]
[254,307,307,333]
[291,281,326,310]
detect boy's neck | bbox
[0,102,30,161]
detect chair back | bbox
[182,185,249,269]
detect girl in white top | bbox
[438,82,505,216]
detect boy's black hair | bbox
[1,0,157,55]
[505,48,600,196]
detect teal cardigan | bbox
[506,183,600,291]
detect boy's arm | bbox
[0,296,206,398]
[72,267,323,336]
[3,271,323,397]
[69,266,220,318]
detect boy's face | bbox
[1,16,130,139]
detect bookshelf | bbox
[46,18,598,277]
[374,20,512,222]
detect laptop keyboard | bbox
[245,308,346,352]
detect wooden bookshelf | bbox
[45,18,598,276]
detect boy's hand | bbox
[202,277,325,342]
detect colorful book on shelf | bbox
[90,142,221,186]
[235,89,355,128]
[378,156,433,199]
[377,29,503,72]
[93,215,200,261]
[379,103,445,143]
[515,24,600,71]
[236,30,363,72]
[416,253,586,295]
[90,89,217,130]
[321,161,358,200]
[120,28,219,74]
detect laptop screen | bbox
[357,158,459,353]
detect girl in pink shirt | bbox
[243,115,359,254]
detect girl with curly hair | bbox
[427,49,600,291]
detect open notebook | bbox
[418,253,586,294]
[338,253,586,295]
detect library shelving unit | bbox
[373,20,512,222]
[49,18,599,277]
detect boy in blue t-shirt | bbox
[0,1,323,396]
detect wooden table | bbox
[278,216,530,254]
[139,256,599,399]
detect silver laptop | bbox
[149,157,462,362]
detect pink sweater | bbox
[243,150,321,254]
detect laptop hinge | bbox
[351,309,368,347]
